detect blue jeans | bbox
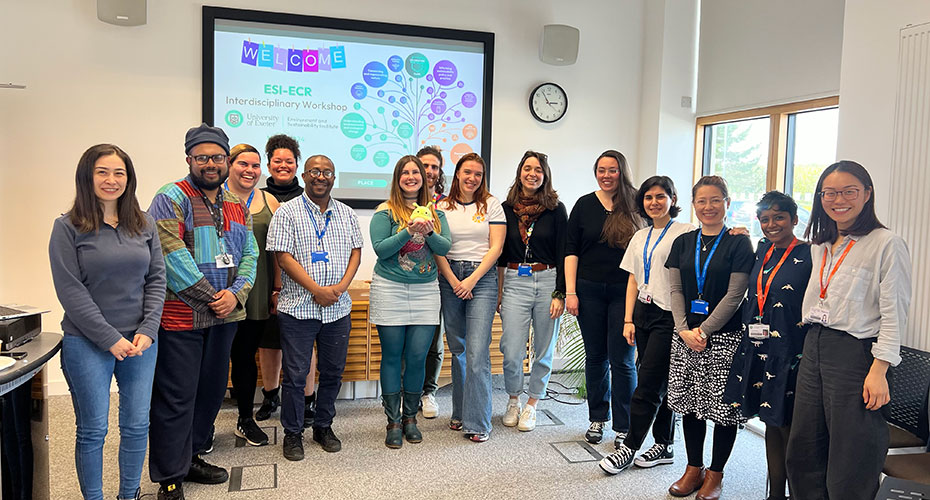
[499,267,560,399]
[576,277,636,432]
[377,325,436,395]
[439,260,498,434]
[278,313,350,435]
[61,334,157,500]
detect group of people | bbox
[48,120,910,500]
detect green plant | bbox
[555,313,587,399]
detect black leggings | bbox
[765,424,790,499]
[230,319,266,419]
[682,413,737,472]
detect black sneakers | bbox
[585,421,606,444]
[283,432,304,461]
[185,455,228,484]
[303,394,316,429]
[634,443,675,468]
[156,482,184,500]
[235,417,269,446]
[599,444,636,475]
[255,389,280,421]
[312,426,342,453]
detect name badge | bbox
[691,299,709,315]
[638,289,653,304]
[215,253,234,269]
[517,264,533,277]
[311,251,329,263]
[748,323,770,339]
[805,305,830,324]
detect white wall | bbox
[0,0,646,394]
[696,0,845,116]
[836,0,930,220]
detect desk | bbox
[0,332,62,396]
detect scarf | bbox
[512,195,546,244]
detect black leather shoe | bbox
[185,455,228,484]
[283,432,304,461]
[312,426,342,453]
[157,482,184,500]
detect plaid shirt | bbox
[266,193,364,323]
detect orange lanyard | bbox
[756,238,798,318]
[819,239,856,300]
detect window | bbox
[694,97,839,240]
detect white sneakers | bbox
[503,400,521,427]
[517,405,537,431]
[421,393,438,419]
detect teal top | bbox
[370,208,452,283]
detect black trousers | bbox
[786,326,889,500]
[230,319,266,419]
[149,322,237,484]
[624,300,676,450]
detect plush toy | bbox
[410,202,434,224]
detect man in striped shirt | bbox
[147,123,258,500]
[267,154,363,461]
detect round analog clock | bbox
[529,82,568,123]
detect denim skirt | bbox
[369,273,441,326]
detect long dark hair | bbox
[417,145,445,197]
[69,144,146,235]
[505,150,559,210]
[805,160,885,244]
[596,150,642,247]
[443,152,491,215]
[635,175,681,221]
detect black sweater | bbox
[497,201,568,293]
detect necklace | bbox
[700,233,715,251]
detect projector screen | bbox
[202,7,495,207]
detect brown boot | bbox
[669,465,705,497]
[696,469,723,500]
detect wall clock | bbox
[529,82,568,123]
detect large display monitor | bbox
[203,6,495,207]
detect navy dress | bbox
[724,240,812,427]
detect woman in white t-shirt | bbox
[435,152,506,442]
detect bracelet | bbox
[566,292,577,296]
[272,286,282,292]
[624,320,633,324]
[551,290,565,299]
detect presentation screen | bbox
[203,7,495,207]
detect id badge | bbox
[638,289,653,304]
[215,253,234,269]
[690,299,709,315]
[517,264,533,277]
[748,323,770,339]
[311,250,329,263]
[805,306,829,324]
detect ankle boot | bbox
[382,392,403,449]
[696,469,723,500]
[669,465,705,497]
[255,388,280,421]
[402,391,423,443]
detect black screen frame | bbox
[202,5,495,209]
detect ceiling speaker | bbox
[97,0,147,26]
[540,24,579,66]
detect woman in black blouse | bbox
[665,176,754,500]
[565,150,643,447]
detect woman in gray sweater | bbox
[49,144,166,500]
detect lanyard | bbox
[694,228,726,298]
[198,190,225,241]
[302,197,331,248]
[521,222,535,264]
[643,222,672,285]
[819,239,856,300]
[755,237,798,318]
[224,181,255,208]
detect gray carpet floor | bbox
[48,375,769,499]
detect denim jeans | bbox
[377,325,436,395]
[499,267,560,400]
[576,277,636,432]
[61,333,157,500]
[278,313,350,435]
[439,260,498,434]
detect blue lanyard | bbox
[223,182,255,208]
[694,228,726,298]
[642,222,672,285]
[302,197,331,247]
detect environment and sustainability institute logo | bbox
[241,40,346,73]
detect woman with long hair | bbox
[786,161,910,500]
[664,176,754,500]
[436,152,506,442]
[497,151,567,432]
[226,144,280,447]
[599,175,695,474]
[564,150,643,447]
[370,155,450,448]
[49,144,166,500]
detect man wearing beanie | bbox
[147,123,258,500]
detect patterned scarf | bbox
[513,195,546,244]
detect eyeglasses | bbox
[305,169,335,179]
[693,198,726,207]
[819,188,861,202]
[189,154,228,165]
[525,150,548,160]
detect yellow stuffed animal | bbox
[410,202,434,224]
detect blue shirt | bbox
[266,193,364,323]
